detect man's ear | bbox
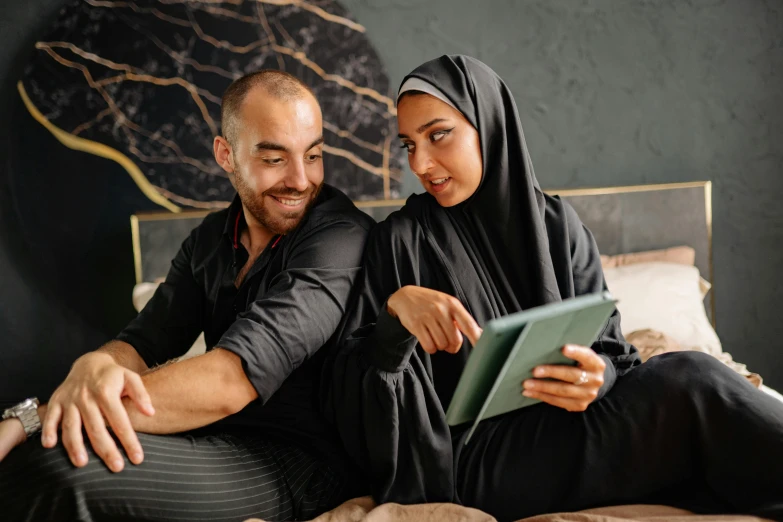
[214,136,235,175]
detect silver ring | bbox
[574,370,588,386]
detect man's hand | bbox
[42,352,155,472]
[521,345,605,412]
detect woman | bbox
[324,55,783,521]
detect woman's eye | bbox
[431,128,453,142]
[400,142,414,154]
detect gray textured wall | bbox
[341,0,783,389]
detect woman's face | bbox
[397,93,483,207]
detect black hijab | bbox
[402,55,562,316]
[324,55,639,505]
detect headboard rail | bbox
[132,181,713,322]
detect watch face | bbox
[3,398,38,418]
[20,398,38,409]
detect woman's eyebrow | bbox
[398,118,449,139]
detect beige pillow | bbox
[132,282,207,359]
[601,246,711,298]
[601,245,696,269]
[603,262,722,356]
[131,281,161,313]
[602,247,775,396]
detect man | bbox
[0,70,374,521]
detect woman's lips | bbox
[429,178,451,193]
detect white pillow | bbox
[132,282,207,359]
[602,262,722,357]
[132,282,160,313]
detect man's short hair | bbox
[220,70,316,146]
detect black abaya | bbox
[322,55,783,521]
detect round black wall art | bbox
[21,0,404,211]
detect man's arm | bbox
[116,225,206,368]
[95,340,149,374]
[38,225,205,471]
[122,348,257,433]
[2,216,369,470]
[0,340,152,465]
[0,345,248,465]
[217,219,371,404]
[121,219,371,432]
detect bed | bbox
[130,181,779,522]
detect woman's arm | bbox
[323,221,459,504]
[563,201,641,397]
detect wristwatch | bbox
[2,397,42,437]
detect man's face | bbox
[217,87,325,235]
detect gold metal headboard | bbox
[132,181,714,323]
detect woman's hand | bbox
[0,418,27,463]
[522,345,605,412]
[0,403,48,463]
[387,286,482,354]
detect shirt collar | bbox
[223,193,284,251]
[222,194,244,249]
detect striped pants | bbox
[0,430,346,522]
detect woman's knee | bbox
[0,441,118,520]
[0,441,72,499]
[649,351,721,376]
[5,440,109,495]
[644,351,740,395]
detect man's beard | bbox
[234,165,322,236]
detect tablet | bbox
[445,291,617,443]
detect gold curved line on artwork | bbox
[322,144,385,178]
[322,121,384,155]
[152,185,231,210]
[85,0,192,28]
[256,0,366,33]
[382,135,392,199]
[158,0,366,33]
[271,44,396,113]
[254,2,287,71]
[196,4,259,24]
[17,82,181,213]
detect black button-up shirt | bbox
[117,184,374,458]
